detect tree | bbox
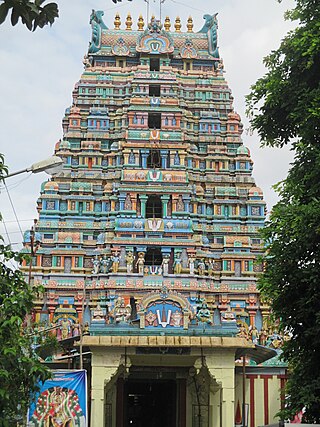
[247,0,320,422]
[0,0,131,31]
[0,0,59,31]
[0,155,51,425]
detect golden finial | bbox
[114,13,121,30]
[125,13,132,30]
[164,16,171,31]
[187,16,193,32]
[137,14,144,31]
[175,16,181,32]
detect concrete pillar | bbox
[206,349,236,427]
[90,348,123,427]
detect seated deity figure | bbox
[196,301,213,325]
[111,297,132,323]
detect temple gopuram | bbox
[21,10,287,427]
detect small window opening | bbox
[150,58,160,71]
[148,113,161,129]
[145,247,162,266]
[147,150,161,168]
[149,85,161,97]
[146,195,162,218]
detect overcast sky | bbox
[0,0,295,249]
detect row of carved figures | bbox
[237,322,290,349]
[92,252,216,276]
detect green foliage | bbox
[247,0,320,148]
[0,156,51,424]
[0,243,51,425]
[247,0,320,422]
[0,0,58,31]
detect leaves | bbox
[0,155,51,422]
[248,1,320,422]
[0,0,59,31]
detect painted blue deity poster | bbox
[28,369,87,426]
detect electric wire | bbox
[168,0,206,13]
[1,215,12,246]
[3,180,24,240]
[0,172,32,191]
[0,215,19,269]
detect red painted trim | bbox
[249,376,255,427]
[261,376,271,425]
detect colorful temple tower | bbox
[22,11,286,427]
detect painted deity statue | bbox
[249,325,259,344]
[206,259,214,276]
[197,259,205,276]
[112,297,131,323]
[125,251,134,274]
[111,251,120,273]
[100,254,109,274]
[124,193,132,210]
[173,253,182,274]
[196,301,212,325]
[161,254,170,275]
[188,255,196,275]
[72,320,80,337]
[60,315,71,340]
[92,254,100,274]
[136,252,145,274]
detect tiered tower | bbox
[22,11,284,427]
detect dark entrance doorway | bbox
[122,380,176,427]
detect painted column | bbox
[160,150,168,169]
[141,151,148,169]
[90,347,123,427]
[206,349,236,427]
[139,194,148,217]
[161,194,170,217]
[183,195,191,213]
[118,193,126,211]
